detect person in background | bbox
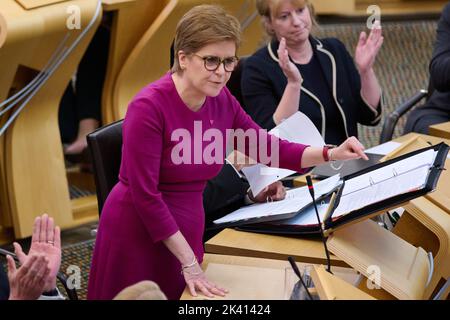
[87,4,368,301]
[242,0,384,145]
[1,214,63,300]
[404,2,450,134]
[59,18,110,163]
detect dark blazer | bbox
[202,164,249,239]
[404,3,450,134]
[241,37,383,144]
[430,3,450,92]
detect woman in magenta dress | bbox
[87,5,368,300]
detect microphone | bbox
[306,175,332,274]
[287,256,313,300]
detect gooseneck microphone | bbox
[306,175,332,274]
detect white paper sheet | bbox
[213,174,341,225]
[334,163,432,217]
[342,149,436,196]
[365,141,402,155]
[279,202,330,226]
[242,112,325,196]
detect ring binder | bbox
[392,168,398,177]
[229,143,449,237]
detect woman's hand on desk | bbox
[334,137,369,161]
[183,260,228,298]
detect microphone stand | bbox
[306,175,333,274]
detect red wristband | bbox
[322,146,330,162]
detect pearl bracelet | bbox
[181,255,197,269]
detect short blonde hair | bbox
[256,0,318,38]
[172,5,242,73]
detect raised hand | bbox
[355,20,384,74]
[278,37,303,84]
[14,214,61,292]
[7,253,50,300]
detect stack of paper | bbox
[213,174,341,225]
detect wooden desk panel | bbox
[181,253,358,300]
[205,228,348,267]
[429,121,450,140]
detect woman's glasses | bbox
[192,54,239,72]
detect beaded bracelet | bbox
[180,256,199,275]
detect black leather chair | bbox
[379,89,429,144]
[87,119,123,215]
[226,56,248,110]
[379,78,435,144]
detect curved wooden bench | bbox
[111,0,264,121]
[0,0,101,239]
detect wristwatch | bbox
[322,144,337,162]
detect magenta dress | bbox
[87,73,308,300]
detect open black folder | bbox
[216,143,449,236]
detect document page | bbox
[333,165,430,217]
[365,141,402,155]
[342,149,436,196]
[279,202,330,226]
[213,175,341,225]
[242,112,325,196]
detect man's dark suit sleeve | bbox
[203,164,249,221]
[0,264,10,300]
[430,3,450,92]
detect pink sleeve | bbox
[228,90,310,173]
[122,97,179,243]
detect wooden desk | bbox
[205,228,348,267]
[181,254,358,300]
[394,133,450,215]
[429,121,450,140]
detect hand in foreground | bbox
[183,258,228,298]
[13,213,61,292]
[278,37,303,84]
[355,20,383,74]
[7,253,50,300]
[332,136,369,161]
[249,181,286,203]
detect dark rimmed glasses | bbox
[192,54,239,72]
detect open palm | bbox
[14,214,61,292]
[355,21,383,74]
[278,37,303,84]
